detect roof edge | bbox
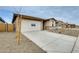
[12,13,47,23]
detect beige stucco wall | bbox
[44,20,52,27]
[21,19,43,32]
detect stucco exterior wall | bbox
[52,20,56,27]
[21,19,43,32]
[44,20,52,27]
[43,20,53,31]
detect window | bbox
[31,24,36,26]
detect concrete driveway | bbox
[72,36,79,53]
[22,31,77,53]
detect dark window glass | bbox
[31,24,36,26]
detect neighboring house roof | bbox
[46,18,57,21]
[12,14,47,23]
[0,17,5,23]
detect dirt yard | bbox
[0,32,46,53]
[52,28,79,37]
[61,29,79,37]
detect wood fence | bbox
[0,23,6,32]
[0,23,15,32]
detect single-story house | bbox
[46,18,57,27]
[12,13,52,44]
[12,14,53,32]
[46,18,67,28]
[43,18,57,31]
[69,24,76,28]
[64,23,76,28]
[55,20,65,28]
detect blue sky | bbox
[0,6,79,25]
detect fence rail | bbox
[0,24,15,32]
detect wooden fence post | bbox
[16,15,22,44]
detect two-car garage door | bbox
[21,20,43,32]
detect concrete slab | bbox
[22,31,76,53]
[72,35,79,53]
[42,39,75,53]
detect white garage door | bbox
[21,19,43,32]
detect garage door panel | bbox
[21,20,43,32]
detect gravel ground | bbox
[52,28,79,37]
[61,30,79,37]
[0,32,46,53]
